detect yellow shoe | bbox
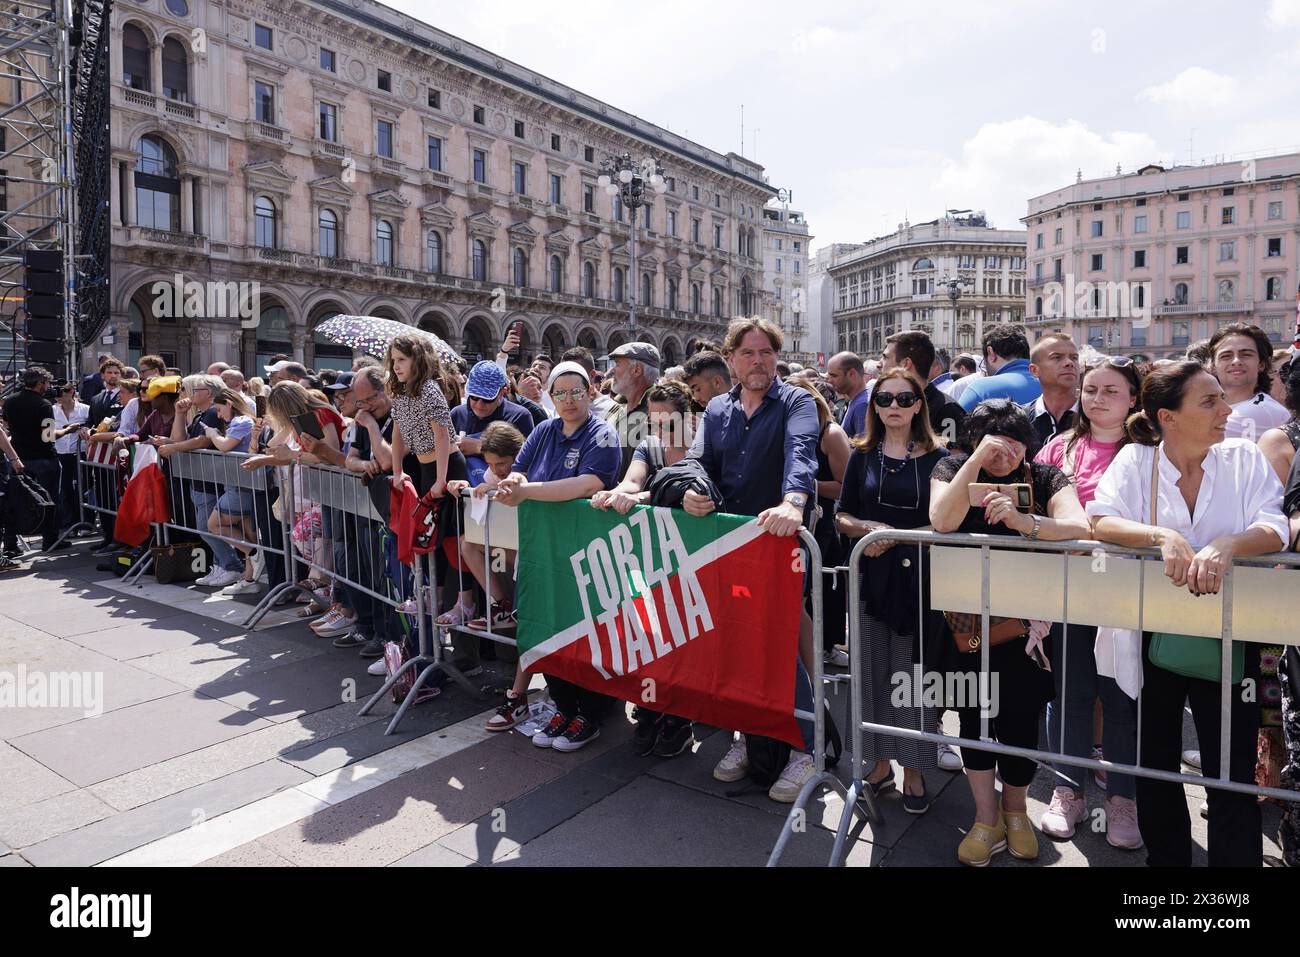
[1002,810,1039,860]
[957,818,1006,867]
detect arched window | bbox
[123,24,151,91]
[255,304,292,370]
[690,282,701,314]
[641,272,652,307]
[312,310,352,371]
[667,277,678,311]
[375,220,393,265]
[1034,296,1043,316]
[319,208,338,258]
[712,286,722,318]
[582,260,595,298]
[613,267,625,302]
[513,247,528,287]
[161,37,189,102]
[1266,276,1282,300]
[549,255,563,293]
[254,196,278,248]
[912,257,934,270]
[134,135,180,231]
[1173,282,1189,305]
[426,230,443,274]
[740,276,752,315]
[1217,279,1234,303]
[472,240,487,281]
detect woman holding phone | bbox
[929,399,1090,866]
[204,389,261,594]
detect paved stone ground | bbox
[0,537,1287,867]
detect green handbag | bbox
[1143,447,1246,685]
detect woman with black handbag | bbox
[929,399,1090,866]
[1089,361,1288,867]
[835,367,947,815]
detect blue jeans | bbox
[1046,622,1137,799]
[191,490,242,572]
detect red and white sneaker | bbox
[531,712,572,749]
[485,692,529,732]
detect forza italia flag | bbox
[516,500,804,747]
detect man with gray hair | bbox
[602,341,659,480]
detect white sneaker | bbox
[203,568,241,588]
[1039,786,1087,839]
[251,552,266,581]
[712,733,749,783]
[823,647,849,668]
[221,578,261,596]
[937,741,963,772]
[768,752,816,803]
[309,609,345,632]
[314,615,358,638]
[194,569,221,586]
[1181,749,1201,771]
[367,658,387,676]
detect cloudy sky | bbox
[386,0,1300,253]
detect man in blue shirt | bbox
[452,360,535,485]
[495,360,621,754]
[683,318,820,804]
[957,323,1043,411]
[827,351,871,439]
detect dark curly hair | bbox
[1208,323,1274,395]
[960,398,1040,458]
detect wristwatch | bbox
[1025,514,1042,541]
[785,493,808,509]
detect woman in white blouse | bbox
[1088,360,1288,867]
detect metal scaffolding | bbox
[0,0,78,384]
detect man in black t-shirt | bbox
[1,366,61,551]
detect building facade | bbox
[829,213,1026,359]
[109,0,775,372]
[758,204,812,361]
[807,243,862,365]
[1023,153,1300,358]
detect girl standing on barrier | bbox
[1088,361,1288,867]
[835,367,948,815]
[385,334,469,598]
[1032,357,1144,850]
[205,389,260,596]
[929,399,1091,866]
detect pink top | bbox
[1034,432,1122,507]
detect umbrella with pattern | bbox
[314,315,462,365]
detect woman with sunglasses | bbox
[929,399,1091,865]
[1031,357,1144,849]
[835,367,948,814]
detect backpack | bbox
[742,699,843,788]
[2,472,54,537]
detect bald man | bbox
[826,351,870,439]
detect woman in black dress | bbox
[835,367,948,814]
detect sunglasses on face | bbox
[875,391,918,408]
[550,388,588,402]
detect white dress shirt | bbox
[1086,438,1287,697]
[53,401,89,454]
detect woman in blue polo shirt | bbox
[494,361,621,752]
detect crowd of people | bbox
[1,315,1297,868]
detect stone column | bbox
[123,161,137,226]
[180,175,194,234]
[111,159,122,226]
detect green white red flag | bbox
[516,500,804,747]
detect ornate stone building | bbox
[829,213,1027,359]
[759,204,812,363]
[109,0,775,372]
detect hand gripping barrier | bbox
[791,529,1300,867]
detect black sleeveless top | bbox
[1282,418,1300,451]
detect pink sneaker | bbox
[1104,795,1143,849]
[1039,786,1087,839]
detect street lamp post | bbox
[598,152,667,340]
[936,275,973,351]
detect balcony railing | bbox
[164,98,195,119]
[135,227,205,249]
[256,246,293,263]
[1154,299,1255,316]
[123,88,156,109]
[422,169,451,187]
[315,141,347,160]
[375,157,403,175]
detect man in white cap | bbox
[601,341,659,480]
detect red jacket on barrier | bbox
[113,463,170,547]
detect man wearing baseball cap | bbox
[452,360,535,485]
[601,341,660,480]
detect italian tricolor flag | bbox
[516,500,804,747]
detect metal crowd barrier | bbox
[161,449,296,624]
[778,529,1300,867]
[284,462,479,734]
